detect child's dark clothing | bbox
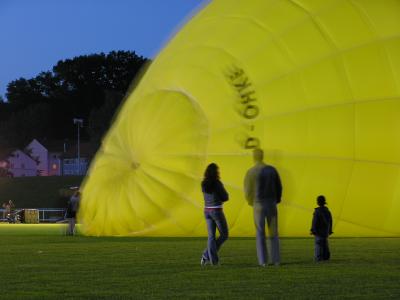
[311,206,333,261]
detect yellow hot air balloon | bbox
[79,0,400,237]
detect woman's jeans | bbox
[202,209,229,265]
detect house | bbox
[26,139,65,176]
[0,139,97,177]
[0,149,37,177]
[25,139,51,176]
[34,139,96,176]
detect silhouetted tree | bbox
[1,51,149,148]
[88,90,124,145]
[0,102,54,148]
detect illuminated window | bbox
[52,163,57,170]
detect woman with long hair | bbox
[200,163,229,265]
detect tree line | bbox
[0,50,149,149]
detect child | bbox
[310,195,333,261]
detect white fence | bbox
[0,208,66,223]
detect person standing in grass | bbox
[310,195,333,262]
[200,163,229,266]
[66,189,80,235]
[244,148,282,267]
[3,200,14,221]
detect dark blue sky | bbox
[0,0,207,99]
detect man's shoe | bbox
[200,256,209,266]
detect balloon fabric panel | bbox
[79,0,400,237]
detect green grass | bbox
[0,176,83,208]
[0,225,399,299]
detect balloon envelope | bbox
[79,0,400,237]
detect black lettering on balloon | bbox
[234,77,251,93]
[228,68,244,81]
[245,137,260,149]
[225,65,261,150]
[240,91,256,104]
[226,65,259,120]
[243,105,259,119]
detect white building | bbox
[25,139,64,176]
[0,139,93,177]
[6,149,37,177]
[25,139,50,176]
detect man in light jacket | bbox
[244,148,282,266]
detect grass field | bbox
[0,225,399,299]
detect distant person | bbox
[244,149,282,267]
[66,190,80,236]
[8,200,15,213]
[200,163,229,266]
[4,200,14,219]
[311,195,333,262]
[4,200,16,223]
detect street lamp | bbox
[73,118,83,175]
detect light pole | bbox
[73,118,83,175]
